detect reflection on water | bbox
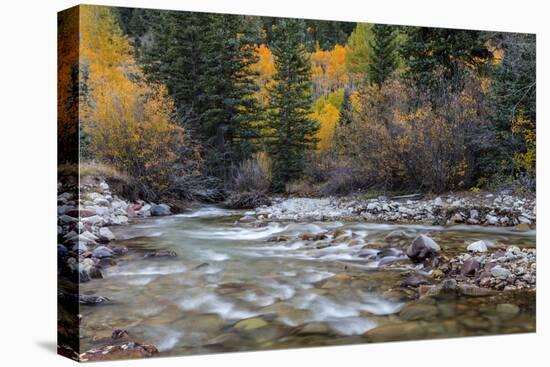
[80,206,536,355]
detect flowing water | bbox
[79,206,536,356]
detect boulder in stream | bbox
[406,235,440,262]
[151,204,171,216]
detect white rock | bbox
[486,215,499,225]
[491,266,511,280]
[367,202,378,211]
[82,215,103,226]
[99,227,115,242]
[59,214,78,224]
[467,240,490,253]
[518,216,532,225]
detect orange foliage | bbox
[251,44,275,106]
[58,6,80,163]
[310,44,349,97]
[79,5,187,191]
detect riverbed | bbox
[79,206,536,356]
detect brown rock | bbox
[461,258,480,276]
[300,232,328,241]
[79,341,159,361]
[65,208,96,218]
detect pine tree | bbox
[265,19,319,192]
[338,88,353,126]
[140,12,263,183]
[400,27,492,94]
[199,14,263,180]
[368,24,398,87]
[141,11,208,128]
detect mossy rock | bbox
[234,317,268,330]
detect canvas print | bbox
[57,4,536,362]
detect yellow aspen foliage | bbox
[311,89,344,151]
[511,113,536,175]
[79,5,186,192]
[311,44,349,97]
[313,103,340,151]
[251,44,276,106]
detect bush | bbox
[231,159,270,193]
[331,76,487,193]
[168,175,226,203]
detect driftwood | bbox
[225,191,271,209]
[168,175,226,203]
[391,193,423,200]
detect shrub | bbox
[231,159,270,193]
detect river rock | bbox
[151,204,171,216]
[399,303,439,321]
[402,273,430,287]
[365,322,426,342]
[461,258,480,276]
[79,341,158,361]
[467,240,490,253]
[514,223,531,232]
[299,232,328,241]
[204,333,241,347]
[406,235,440,262]
[93,246,114,259]
[496,303,520,319]
[88,266,103,279]
[486,215,499,225]
[59,214,78,224]
[79,294,111,305]
[65,208,96,218]
[112,246,128,255]
[234,317,268,330]
[98,227,115,242]
[458,284,494,297]
[297,322,330,335]
[239,215,256,223]
[82,215,104,226]
[144,250,177,258]
[72,242,89,253]
[491,266,511,280]
[57,244,69,257]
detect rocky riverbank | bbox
[58,177,174,359]
[249,191,536,228]
[58,178,173,284]
[260,226,537,294]
[59,181,535,359]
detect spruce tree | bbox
[368,24,398,87]
[141,11,208,128]
[338,88,353,126]
[140,12,262,183]
[199,14,262,180]
[266,19,319,192]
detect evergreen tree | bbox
[400,27,492,94]
[199,14,263,180]
[338,88,353,126]
[368,24,398,87]
[139,12,262,182]
[486,33,536,179]
[265,19,319,192]
[141,11,208,128]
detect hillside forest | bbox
[58,5,536,205]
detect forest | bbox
[58,5,536,205]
